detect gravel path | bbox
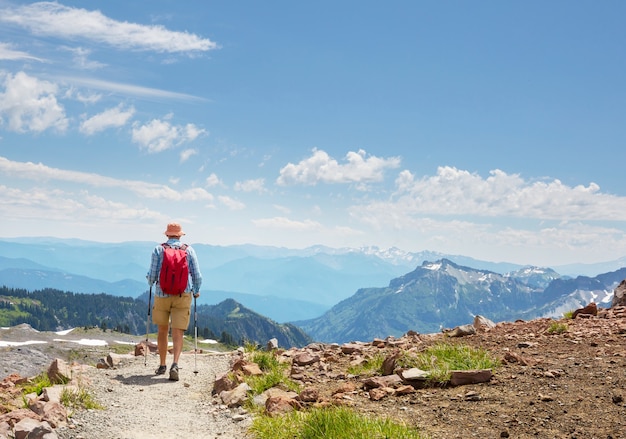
[55,350,253,439]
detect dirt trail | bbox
[55,350,252,439]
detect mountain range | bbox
[296,259,626,343]
[2,237,626,344]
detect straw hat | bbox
[164,222,185,238]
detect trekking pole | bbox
[193,293,198,375]
[144,285,152,367]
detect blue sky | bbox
[1,0,626,267]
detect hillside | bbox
[298,259,625,343]
[0,286,311,348]
[3,307,625,439]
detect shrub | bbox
[250,406,428,439]
[397,341,499,383]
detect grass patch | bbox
[250,406,427,439]
[398,342,499,383]
[347,352,386,376]
[19,372,53,396]
[547,321,569,334]
[562,310,574,319]
[60,387,103,410]
[243,348,301,395]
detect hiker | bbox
[147,222,202,381]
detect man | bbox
[147,222,202,381]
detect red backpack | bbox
[159,243,189,295]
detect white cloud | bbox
[381,166,626,221]
[180,149,197,163]
[218,195,245,210]
[0,71,68,133]
[0,42,43,61]
[205,173,222,187]
[277,148,401,186]
[59,77,207,102]
[252,216,322,231]
[131,118,206,153]
[63,47,106,70]
[0,2,218,54]
[79,104,135,135]
[0,156,213,202]
[0,185,163,222]
[234,178,266,193]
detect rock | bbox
[266,338,279,351]
[572,302,598,319]
[611,280,626,308]
[13,418,56,439]
[241,363,263,376]
[265,396,301,416]
[27,400,67,428]
[381,351,401,376]
[213,372,238,395]
[297,387,319,403]
[231,359,263,376]
[473,315,496,331]
[399,368,430,382]
[293,352,320,366]
[134,340,157,357]
[332,382,356,395]
[220,383,251,408]
[340,343,363,354]
[445,324,476,338]
[368,388,388,401]
[47,359,72,385]
[0,409,41,428]
[362,374,403,390]
[449,369,492,386]
[0,422,11,439]
[106,353,130,368]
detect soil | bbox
[302,313,626,439]
[2,311,626,439]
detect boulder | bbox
[266,338,279,351]
[293,352,320,366]
[13,418,56,439]
[445,324,476,338]
[449,369,493,386]
[220,383,251,408]
[572,302,598,319]
[46,359,72,385]
[612,280,626,308]
[213,372,238,395]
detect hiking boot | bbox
[155,365,167,375]
[169,363,179,381]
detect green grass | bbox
[562,310,574,319]
[60,386,103,410]
[243,348,301,395]
[250,406,428,439]
[546,321,569,334]
[397,342,499,383]
[19,372,53,396]
[347,352,386,376]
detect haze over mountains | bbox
[1,237,625,335]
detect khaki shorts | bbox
[152,293,192,330]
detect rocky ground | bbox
[2,307,626,439]
[285,308,626,439]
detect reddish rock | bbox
[212,372,238,395]
[449,369,493,386]
[293,352,320,366]
[612,280,626,308]
[297,387,319,403]
[572,302,598,319]
[265,396,301,416]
